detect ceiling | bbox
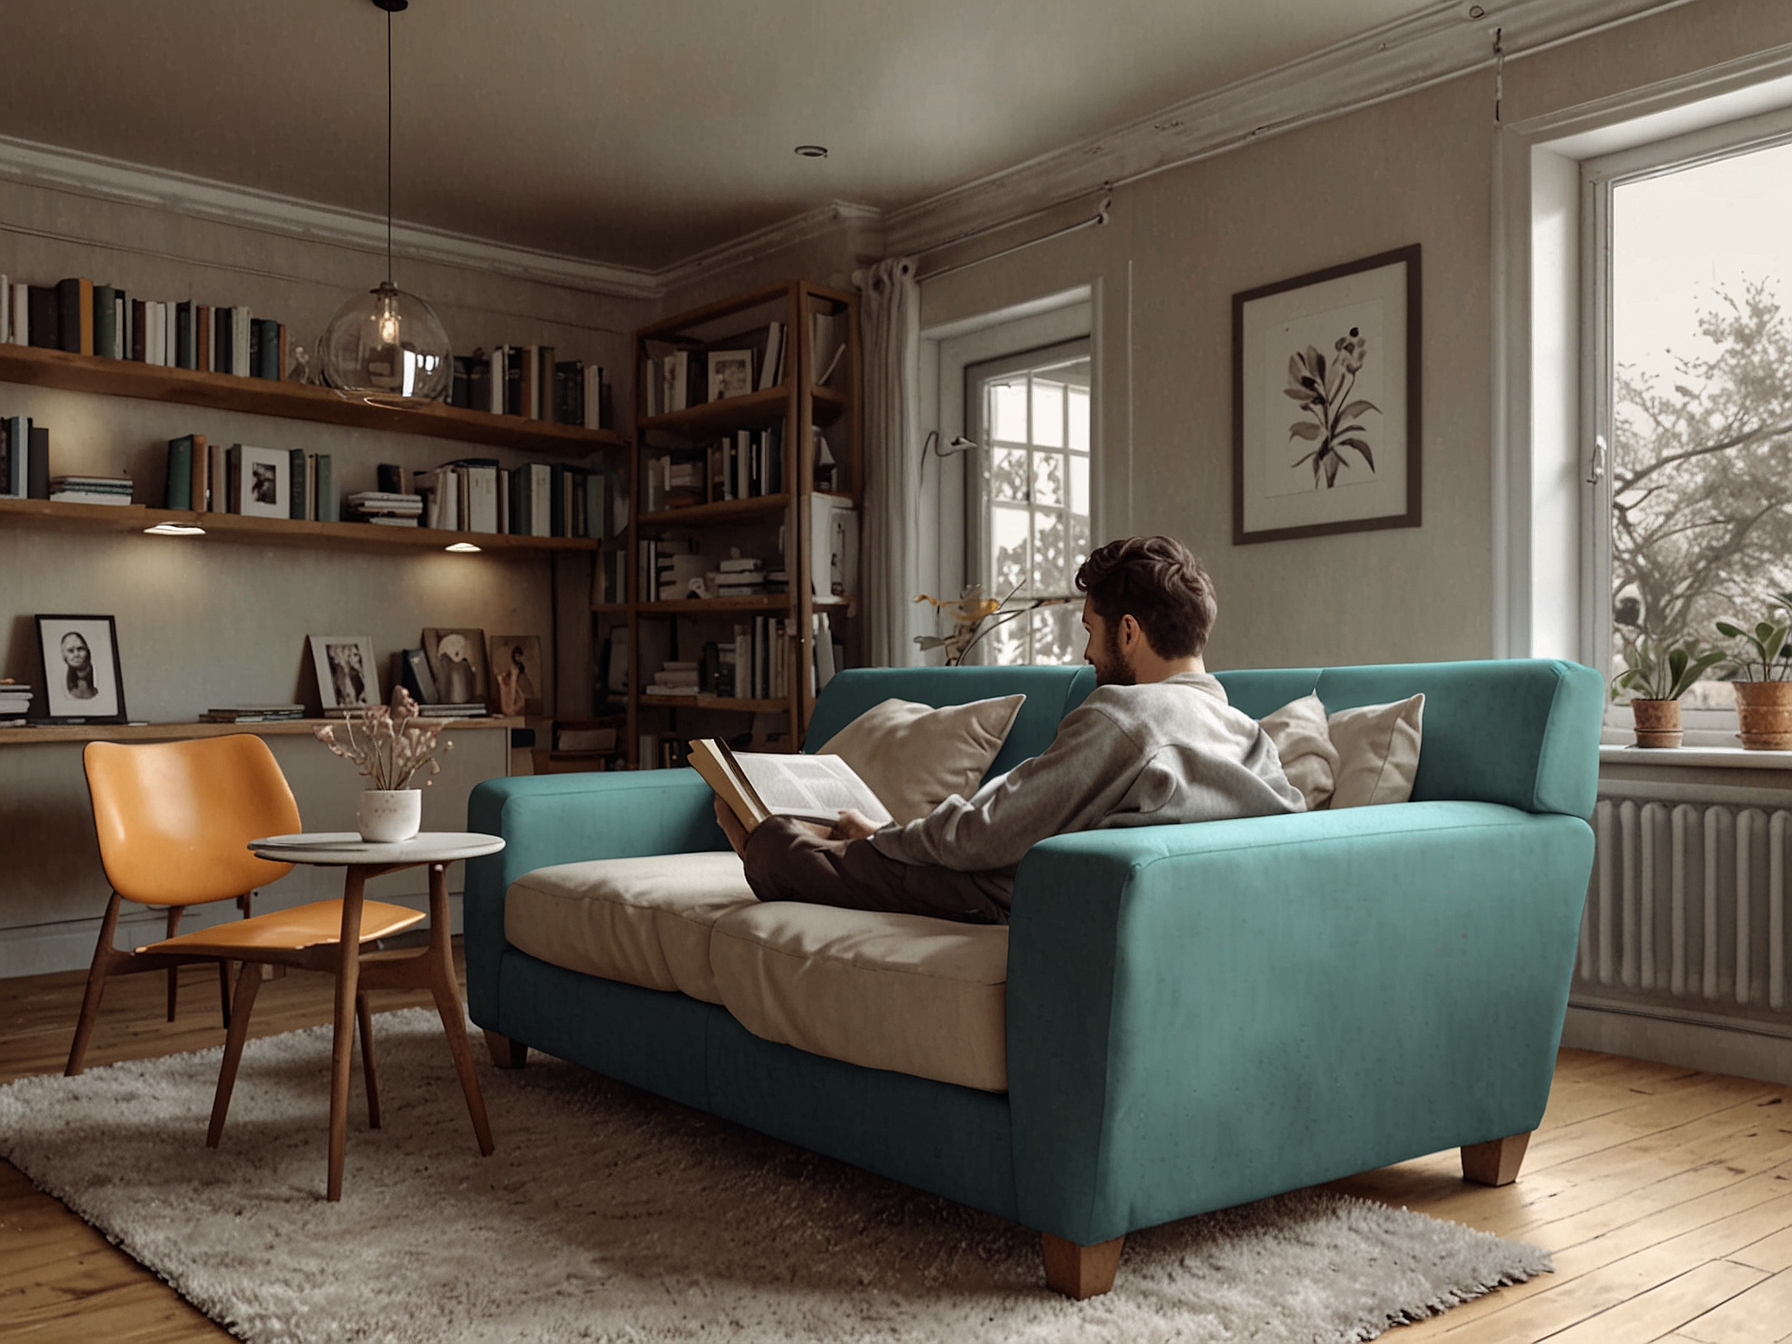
[0,0,1446,271]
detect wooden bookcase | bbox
[0,343,623,555]
[613,281,861,766]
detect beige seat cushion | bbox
[504,851,754,1004]
[817,695,1025,823]
[709,903,1010,1092]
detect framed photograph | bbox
[423,627,487,706]
[707,349,754,401]
[1233,244,1421,545]
[36,614,126,723]
[236,444,289,519]
[309,634,379,711]
[488,634,544,716]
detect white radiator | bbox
[1577,794,1791,1025]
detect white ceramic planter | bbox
[357,788,422,843]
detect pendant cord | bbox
[386,8,394,284]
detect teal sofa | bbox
[465,659,1601,1297]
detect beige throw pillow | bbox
[1327,693,1425,808]
[818,695,1026,824]
[1259,693,1340,811]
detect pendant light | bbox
[318,0,452,404]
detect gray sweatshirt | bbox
[869,671,1303,896]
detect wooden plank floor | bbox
[3,960,1791,1342]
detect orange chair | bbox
[70,736,423,1091]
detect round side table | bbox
[248,831,504,1200]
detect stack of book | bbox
[198,704,305,724]
[412,460,619,539]
[640,431,783,512]
[642,661,700,698]
[448,346,610,429]
[49,474,132,505]
[0,416,49,499]
[0,274,285,377]
[635,538,703,601]
[345,492,422,527]
[0,681,31,721]
[713,556,770,597]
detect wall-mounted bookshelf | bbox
[608,279,861,766]
[0,497,603,554]
[0,715,519,747]
[0,344,625,456]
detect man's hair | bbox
[1074,536,1216,659]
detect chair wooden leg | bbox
[66,892,123,1077]
[356,992,381,1130]
[1462,1131,1532,1187]
[1041,1232,1125,1299]
[426,862,495,1157]
[206,960,263,1148]
[164,908,183,1022]
[483,1030,527,1070]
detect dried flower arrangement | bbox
[313,687,452,790]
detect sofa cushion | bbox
[504,851,753,1004]
[1329,694,1425,808]
[1259,692,1339,810]
[817,695,1025,823]
[708,903,1010,1093]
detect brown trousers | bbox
[741,817,1011,925]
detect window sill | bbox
[1599,743,1792,770]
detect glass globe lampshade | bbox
[318,279,452,403]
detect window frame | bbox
[964,337,1094,665]
[1581,107,1792,733]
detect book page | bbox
[731,752,892,827]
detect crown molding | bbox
[883,0,1692,257]
[0,132,668,300]
[651,200,885,297]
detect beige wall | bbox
[0,174,648,973]
[918,0,1792,673]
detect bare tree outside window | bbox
[1609,142,1792,707]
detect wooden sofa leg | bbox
[1462,1131,1531,1186]
[1041,1232,1124,1299]
[483,1029,528,1069]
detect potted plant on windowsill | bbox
[1716,596,1792,750]
[1611,635,1726,748]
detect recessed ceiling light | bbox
[794,145,829,159]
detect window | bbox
[1591,123,1792,708]
[964,341,1093,665]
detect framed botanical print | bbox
[1233,244,1421,544]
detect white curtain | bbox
[856,257,921,667]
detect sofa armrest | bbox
[1004,801,1593,1245]
[463,769,725,1022]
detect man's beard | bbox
[1092,626,1136,687]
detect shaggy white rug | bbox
[0,1009,1550,1343]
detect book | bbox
[208,440,227,513]
[687,738,891,831]
[94,285,118,362]
[289,448,308,520]
[190,433,210,512]
[9,284,26,347]
[400,648,439,704]
[175,301,195,369]
[759,321,784,391]
[255,319,282,379]
[28,286,58,349]
[196,304,212,371]
[27,423,50,500]
[56,278,93,355]
[313,452,335,522]
[165,435,195,510]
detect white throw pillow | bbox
[818,695,1025,824]
[1327,694,1425,809]
[1259,693,1339,811]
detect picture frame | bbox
[235,444,289,519]
[422,627,488,706]
[36,614,127,723]
[309,634,380,712]
[1232,244,1421,545]
[707,349,754,402]
[488,634,544,716]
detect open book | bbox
[688,738,893,830]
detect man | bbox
[714,535,1303,924]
